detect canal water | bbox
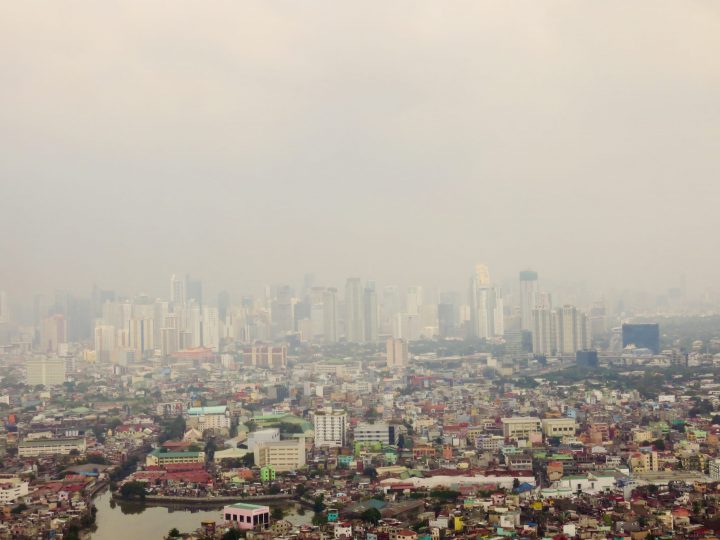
[90,490,311,539]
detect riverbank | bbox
[111,492,294,506]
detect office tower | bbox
[589,301,608,338]
[160,327,179,357]
[271,285,294,337]
[438,303,456,338]
[323,287,337,343]
[363,282,379,343]
[129,318,154,358]
[519,270,539,331]
[41,314,67,353]
[26,357,66,387]
[468,264,504,338]
[153,300,169,347]
[186,276,203,306]
[94,325,116,362]
[386,338,409,368]
[576,349,599,368]
[313,408,347,448]
[405,286,423,317]
[554,305,591,355]
[622,323,660,353]
[532,307,554,356]
[66,295,93,342]
[218,290,231,321]
[0,291,8,323]
[344,278,364,342]
[170,274,186,306]
[185,301,202,347]
[202,307,220,351]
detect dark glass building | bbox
[576,349,599,368]
[622,323,660,353]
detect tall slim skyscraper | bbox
[345,278,364,342]
[323,288,338,343]
[363,282,379,343]
[554,305,591,355]
[519,270,539,331]
[468,264,504,339]
[532,307,554,356]
[170,274,186,306]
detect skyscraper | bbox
[170,274,186,306]
[519,270,539,331]
[363,282,379,343]
[468,264,504,339]
[554,305,591,355]
[323,288,338,343]
[344,278,364,342]
[622,323,660,353]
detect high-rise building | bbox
[323,288,338,343]
[554,305,591,355]
[438,303,456,338]
[170,274,186,306]
[202,307,220,351]
[94,325,116,362]
[129,318,154,358]
[271,286,294,337]
[532,307,554,356]
[313,408,347,448]
[41,315,67,353]
[622,323,660,353]
[576,349,599,368]
[519,271,539,331]
[363,282,378,343]
[386,338,409,368]
[345,278,364,342]
[218,290,231,321]
[468,264,504,338]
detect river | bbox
[90,490,312,539]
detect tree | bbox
[168,528,181,538]
[312,494,325,513]
[221,529,243,540]
[271,507,285,520]
[120,481,146,500]
[296,483,307,497]
[361,508,381,525]
[312,513,328,526]
[11,503,27,514]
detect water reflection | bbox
[91,490,311,540]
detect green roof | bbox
[187,406,227,415]
[151,449,202,458]
[227,502,269,510]
[19,439,84,447]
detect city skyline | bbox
[2,2,720,299]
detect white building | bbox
[248,428,281,454]
[501,417,542,440]
[186,406,231,433]
[313,408,347,448]
[26,357,66,387]
[0,480,29,504]
[18,438,86,457]
[541,418,577,438]
[256,437,306,472]
[354,422,390,445]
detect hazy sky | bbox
[2,1,719,301]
